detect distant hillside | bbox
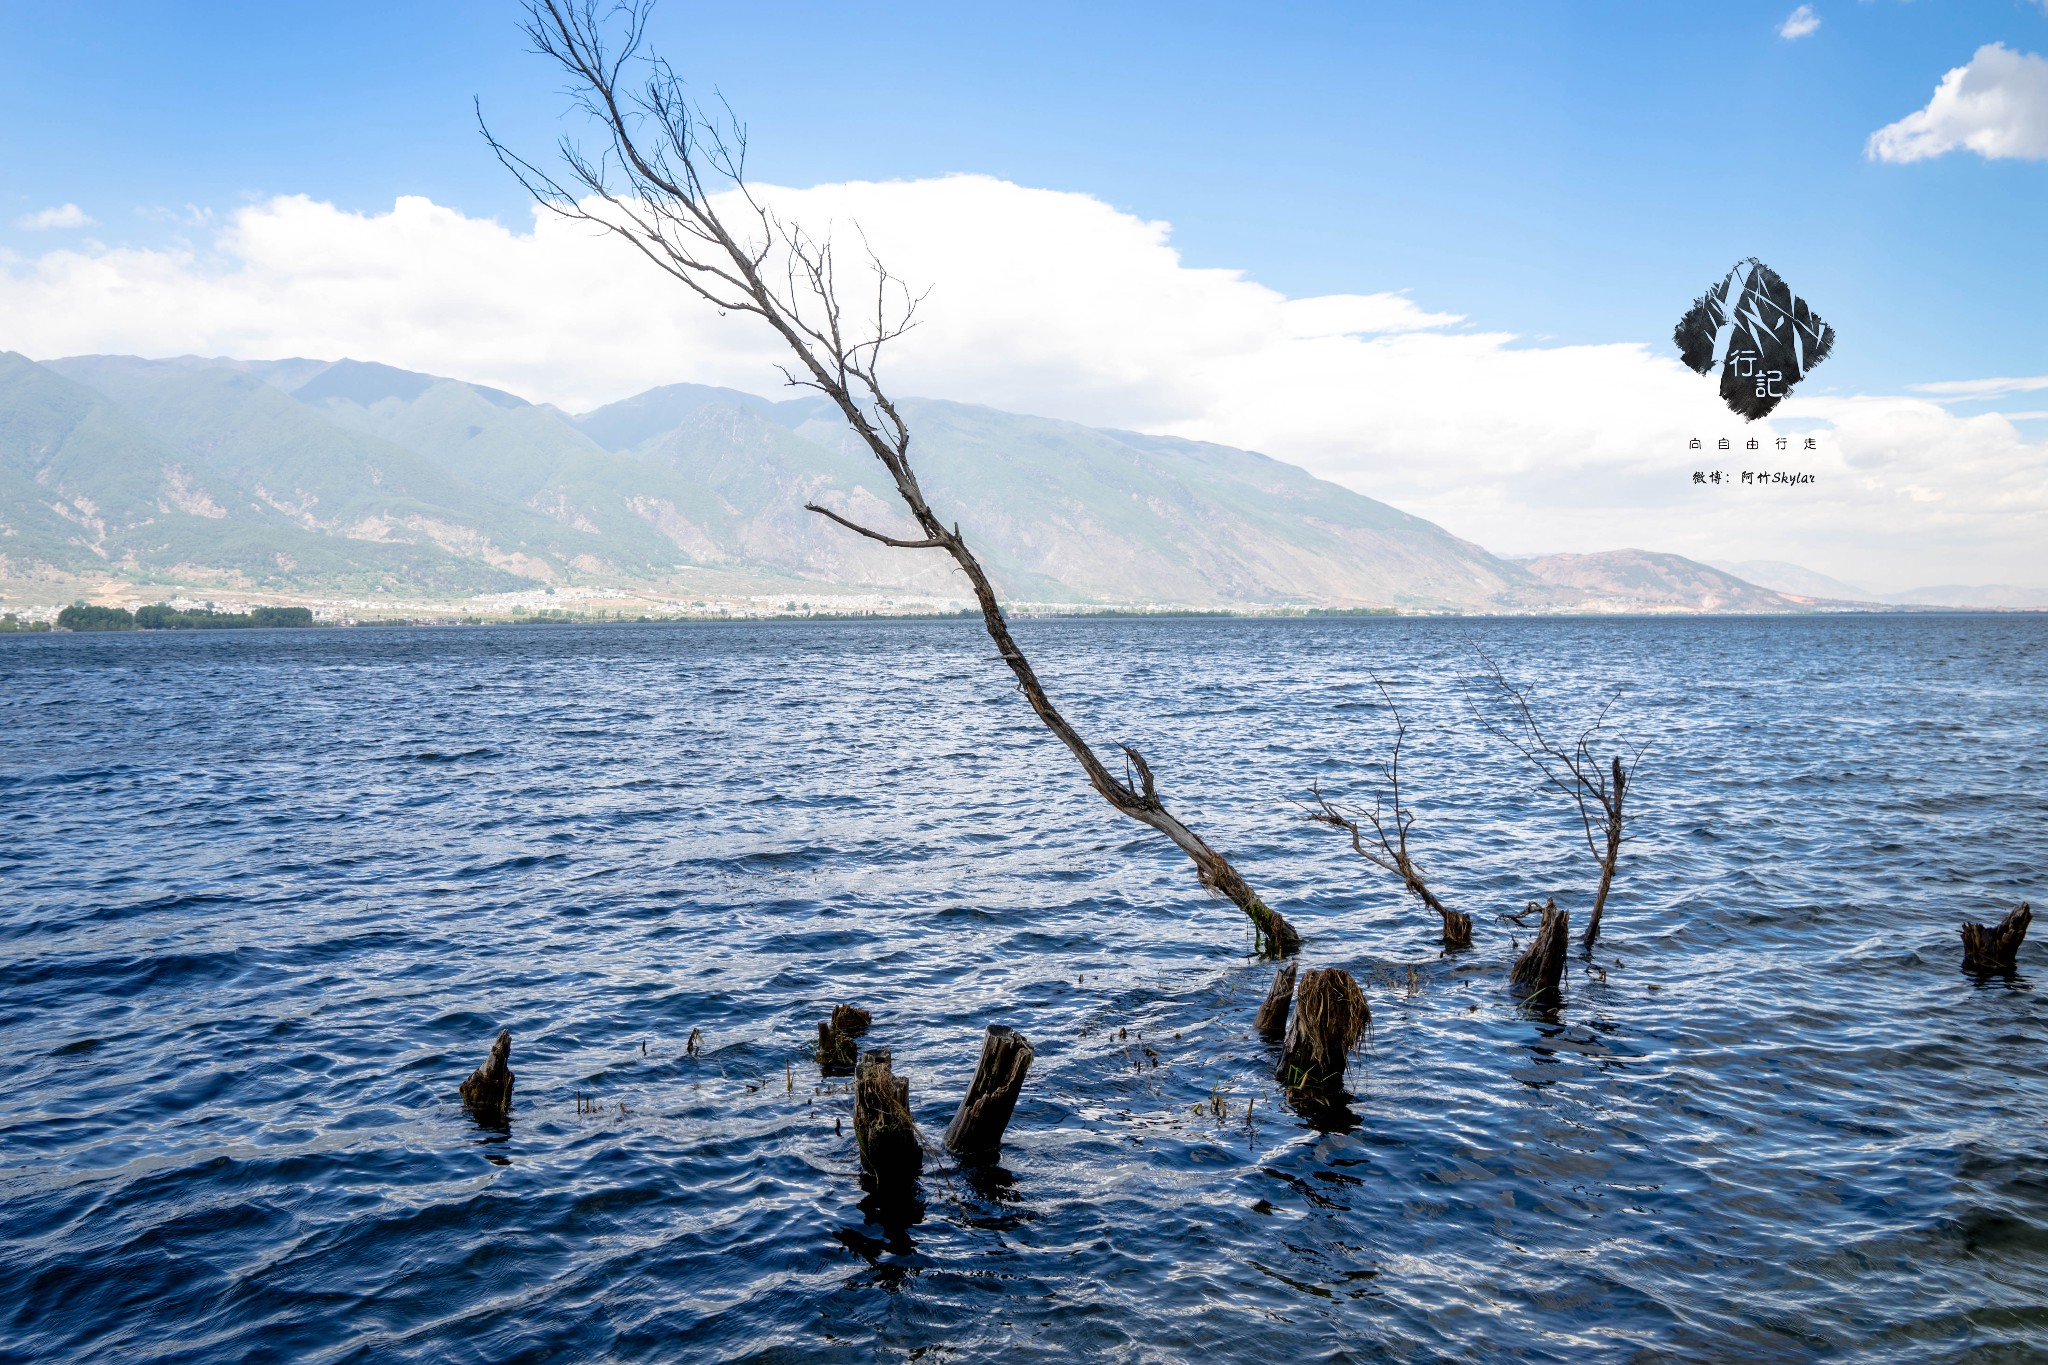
[1708,558,1877,603]
[0,351,1551,610]
[1881,583,2048,610]
[1710,557,2046,611]
[1523,548,1819,612]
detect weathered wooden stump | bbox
[1275,967,1369,1093]
[942,1025,1034,1159]
[853,1048,923,1189]
[1254,961,1298,1039]
[1440,908,1474,950]
[458,1030,514,1112]
[1962,902,2031,973]
[816,1004,871,1073]
[1510,899,1568,1004]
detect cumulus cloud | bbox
[15,203,95,230]
[1867,43,2048,162]
[1779,6,1820,41]
[0,176,2040,591]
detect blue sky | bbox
[2,2,2043,587]
[3,0,2044,396]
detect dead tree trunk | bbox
[1254,961,1298,1038]
[1475,659,1642,953]
[1276,968,1369,1093]
[1509,900,1568,1005]
[1302,679,1471,949]
[1584,758,1626,948]
[458,1030,514,1112]
[816,1004,870,1073]
[1962,902,2031,973]
[853,1048,923,1189]
[488,0,1295,959]
[942,1025,1033,1159]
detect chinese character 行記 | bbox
[1755,369,1784,399]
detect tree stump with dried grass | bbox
[817,1004,870,1073]
[1509,900,1568,1004]
[458,1030,514,1113]
[943,1025,1034,1159]
[853,1048,922,1189]
[1276,968,1369,1092]
[1962,903,2031,973]
[1254,962,1298,1039]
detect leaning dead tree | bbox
[1301,678,1472,948]
[1475,657,1644,951]
[486,0,1295,956]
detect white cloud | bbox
[1779,6,1820,40]
[0,177,2040,592]
[1867,43,2048,162]
[1911,374,2048,399]
[14,203,95,230]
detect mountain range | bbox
[0,351,2034,614]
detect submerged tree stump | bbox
[458,1030,514,1112]
[1275,968,1369,1093]
[816,1004,871,1072]
[942,1025,1034,1159]
[853,1048,923,1189]
[1962,903,2031,973]
[1441,908,1474,950]
[1510,899,1568,1004]
[1254,961,1298,1039]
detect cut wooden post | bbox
[1254,961,1298,1039]
[853,1048,923,1189]
[816,1003,871,1073]
[458,1029,514,1112]
[942,1025,1034,1159]
[1962,902,2031,973]
[1275,967,1369,1092]
[1510,899,1568,1004]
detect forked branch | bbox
[1298,678,1470,947]
[1470,654,1645,951]
[488,0,1296,956]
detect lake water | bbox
[1,615,2042,1362]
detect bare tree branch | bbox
[801,503,946,549]
[486,0,1297,955]
[1468,652,1646,950]
[1296,677,1471,947]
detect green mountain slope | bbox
[5,351,1574,609]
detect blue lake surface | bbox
[1,615,2043,1362]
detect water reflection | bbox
[466,1105,513,1166]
